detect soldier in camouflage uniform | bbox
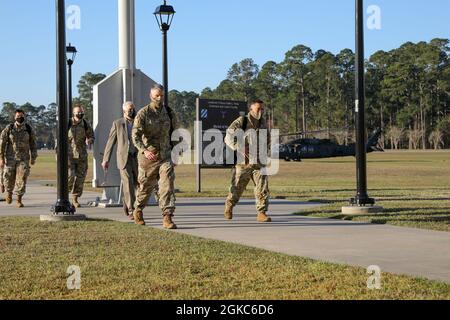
[0,167,3,195]
[0,125,4,195]
[224,100,272,223]
[68,105,94,208]
[0,110,38,208]
[132,84,179,229]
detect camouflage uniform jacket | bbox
[68,119,95,160]
[0,123,38,163]
[132,101,179,162]
[225,114,271,165]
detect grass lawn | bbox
[32,150,450,232]
[0,217,449,300]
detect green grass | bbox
[32,151,450,232]
[0,217,449,300]
[287,152,450,232]
[296,198,450,232]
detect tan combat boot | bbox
[72,196,81,208]
[133,209,146,226]
[6,192,13,205]
[17,195,24,208]
[257,212,272,223]
[224,203,233,220]
[163,213,177,230]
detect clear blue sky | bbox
[0,0,449,106]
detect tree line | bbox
[0,102,57,149]
[0,72,108,149]
[2,39,449,150]
[197,39,450,150]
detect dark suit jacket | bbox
[103,118,135,170]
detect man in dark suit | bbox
[102,102,139,218]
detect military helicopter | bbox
[278,128,383,161]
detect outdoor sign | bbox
[196,98,247,169]
[195,98,248,192]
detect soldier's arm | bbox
[225,117,244,151]
[132,110,157,154]
[0,128,9,161]
[102,121,118,163]
[29,127,38,162]
[86,121,95,143]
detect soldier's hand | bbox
[31,159,36,166]
[102,161,109,171]
[144,150,157,161]
[87,138,94,146]
[0,159,4,168]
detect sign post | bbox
[195,98,247,193]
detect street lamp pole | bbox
[162,25,169,108]
[66,44,77,116]
[52,0,75,215]
[351,0,375,207]
[68,61,72,114]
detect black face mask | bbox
[16,117,25,124]
[127,110,136,119]
[75,113,84,120]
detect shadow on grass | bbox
[369,216,450,225]
[379,197,450,202]
[312,160,434,164]
[297,210,340,217]
[318,188,447,193]
[381,207,450,213]
[306,199,337,204]
[367,160,434,164]
[85,218,114,223]
[297,207,450,222]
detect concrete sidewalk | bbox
[1,183,449,284]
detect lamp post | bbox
[42,0,86,221]
[343,0,382,214]
[66,43,77,115]
[50,0,75,217]
[154,0,176,108]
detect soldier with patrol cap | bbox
[132,84,179,229]
[224,99,272,223]
[68,105,94,208]
[0,109,38,207]
[102,101,139,219]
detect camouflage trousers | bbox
[69,157,88,197]
[226,164,270,213]
[3,160,31,196]
[135,155,176,215]
[0,167,3,191]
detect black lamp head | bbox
[66,43,77,64]
[154,0,176,31]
